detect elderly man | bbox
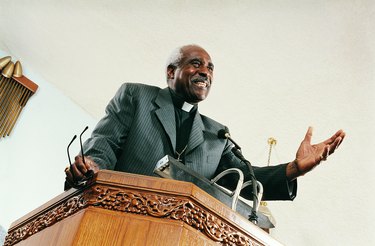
[65,45,345,201]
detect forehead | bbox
[180,46,212,64]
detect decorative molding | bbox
[92,186,261,246]
[5,185,262,246]
[4,194,87,246]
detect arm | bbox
[82,83,135,169]
[216,150,296,201]
[65,83,135,186]
[215,127,345,200]
[286,127,346,181]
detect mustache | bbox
[191,76,210,84]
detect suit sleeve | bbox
[215,141,297,201]
[83,83,135,170]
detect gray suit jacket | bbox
[84,83,296,200]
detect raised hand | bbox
[287,127,345,180]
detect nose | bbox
[198,67,209,78]
[198,71,208,78]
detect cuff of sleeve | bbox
[287,178,298,200]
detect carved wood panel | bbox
[5,185,263,246]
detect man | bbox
[65,45,345,201]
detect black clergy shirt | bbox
[169,89,197,163]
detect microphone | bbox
[218,129,248,162]
[217,128,259,224]
[218,129,241,150]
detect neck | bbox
[168,88,198,112]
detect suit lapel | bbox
[154,88,177,151]
[154,87,205,155]
[185,111,205,154]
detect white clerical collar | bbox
[181,102,194,112]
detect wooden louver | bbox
[0,56,38,138]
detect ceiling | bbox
[1,1,374,122]
[1,1,375,245]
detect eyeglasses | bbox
[67,126,93,187]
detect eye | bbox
[191,60,201,68]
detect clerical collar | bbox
[169,88,197,112]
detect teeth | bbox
[195,81,207,88]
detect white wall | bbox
[0,50,97,231]
[0,1,374,245]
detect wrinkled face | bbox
[167,46,214,103]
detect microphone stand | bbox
[231,146,259,225]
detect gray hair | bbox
[166,44,206,68]
[165,44,204,80]
[165,46,183,70]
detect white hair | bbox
[165,46,183,70]
[165,44,207,68]
[165,44,205,81]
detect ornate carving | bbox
[92,186,261,246]
[5,185,262,246]
[4,194,87,246]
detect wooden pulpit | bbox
[4,170,283,245]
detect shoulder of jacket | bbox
[119,82,162,95]
[120,82,161,90]
[200,113,227,132]
[118,82,161,95]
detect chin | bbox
[194,96,208,103]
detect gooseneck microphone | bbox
[218,129,242,150]
[218,128,259,224]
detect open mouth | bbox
[191,78,209,88]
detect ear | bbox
[167,65,175,80]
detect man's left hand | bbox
[287,127,346,180]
